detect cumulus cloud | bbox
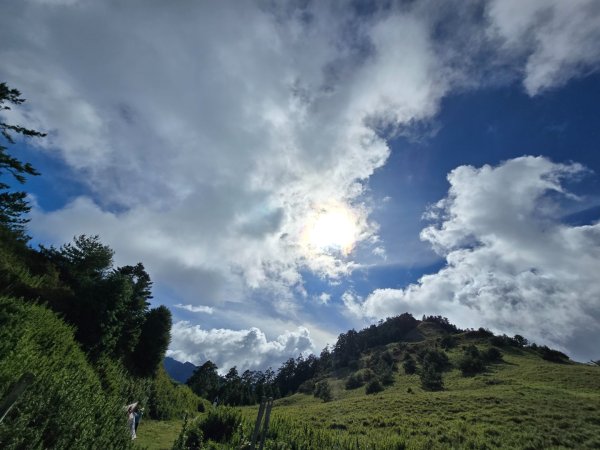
[487,0,600,95]
[2,2,600,365]
[174,304,214,314]
[168,322,314,372]
[1,1,454,304]
[345,156,600,360]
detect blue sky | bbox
[2,0,600,369]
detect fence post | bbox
[251,397,266,447]
[258,397,273,450]
[0,373,34,424]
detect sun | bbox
[302,204,359,255]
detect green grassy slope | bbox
[143,325,600,449]
[239,332,600,449]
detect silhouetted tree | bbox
[187,361,221,400]
[0,82,45,240]
[133,305,172,376]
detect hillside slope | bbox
[236,327,600,449]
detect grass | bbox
[133,419,184,450]
[138,339,600,449]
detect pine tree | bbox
[0,83,45,240]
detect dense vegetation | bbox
[0,83,200,449]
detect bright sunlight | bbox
[302,204,359,255]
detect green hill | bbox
[252,336,600,448]
[169,320,600,450]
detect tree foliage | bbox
[133,305,172,377]
[0,83,45,240]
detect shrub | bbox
[403,357,417,374]
[298,379,315,394]
[420,363,444,391]
[345,372,364,390]
[202,408,241,442]
[538,346,569,363]
[379,368,395,386]
[440,335,457,350]
[420,349,451,372]
[484,347,503,362]
[0,297,131,449]
[314,380,332,402]
[365,379,384,394]
[458,345,486,376]
[465,327,494,339]
[148,365,201,420]
[172,415,203,450]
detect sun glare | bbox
[302,204,359,255]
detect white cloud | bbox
[2,1,600,365]
[316,292,331,305]
[487,0,600,95]
[168,321,314,373]
[347,156,600,361]
[174,304,214,315]
[1,2,454,307]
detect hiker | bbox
[134,406,143,433]
[213,396,219,407]
[127,405,136,440]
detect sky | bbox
[1,0,600,369]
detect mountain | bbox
[163,356,197,383]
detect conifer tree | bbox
[0,82,45,240]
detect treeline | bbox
[0,83,199,449]
[186,313,426,405]
[186,312,573,405]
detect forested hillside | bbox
[173,318,600,449]
[0,83,201,449]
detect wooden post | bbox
[0,373,34,424]
[251,397,266,447]
[258,397,273,450]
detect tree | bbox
[458,345,486,376]
[132,305,172,377]
[0,83,45,240]
[420,362,443,391]
[314,380,332,402]
[419,349,448,390]
[513,334,528,347]
[115,263,152,359]
[187,361,221,400]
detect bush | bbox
[420,363,444,391]
[365,379,384,394]
[298,379,315,394]
[403,357,417,374]
[172,415,203,450]
[196,407,241,443]
[490,334,522,348]
[440,335,457,350]
[420,349,451,372]
[458,345,486,376]
[484,347,503,362]
[379,368,395,386]
[149,365,201,419]
[465,327,494,339]
[538,346,569,363]
[0,297,131,449]
[345,372,364,390]
[314,380,332,402]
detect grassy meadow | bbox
[137,334,600,449]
